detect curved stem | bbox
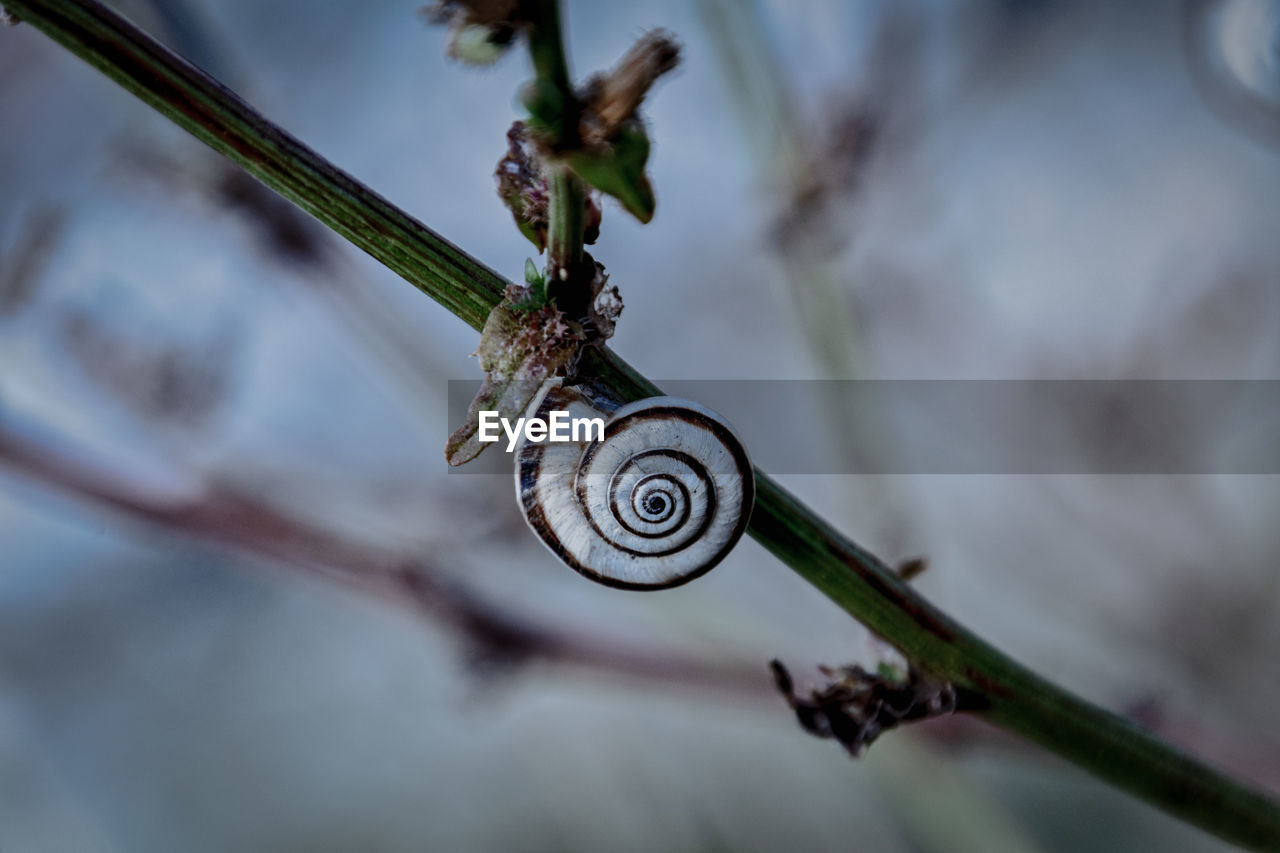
[5,1,1279,848]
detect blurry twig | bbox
[0,419,767,696]
[694,0,862,377]
[115,0,461,418]
[0,206,65,316]
[695,0,914,554]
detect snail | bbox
[514,383,755,590]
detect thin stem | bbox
[547,163,585,272]
[526,0,587,287]
[524,0,578,149]
[6,1,1280,848]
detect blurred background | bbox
[2,0,1279,850]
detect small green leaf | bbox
[567,121,656,223]
[509,259,548,311]
[513,212,545,251]
[875,661,907,683]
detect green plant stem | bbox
[547,164,585,271]
[526,0,586,285]
[6,1,1280,848]
[524,0,576,148]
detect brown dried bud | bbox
[896,556,929,582]
[496,122,549,251]
[422,0,524,65]
[579,30,681,145]
[771,659,961,757]
[497,121,601,251]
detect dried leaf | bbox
[497,121,600,250]
[771,659,959,757]
[586,260,622,339]
[445,300,577,466]
[496,122,549,251]
[580,30,680,140]
[446,256,622,466]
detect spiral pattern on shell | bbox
[516,386,754,590]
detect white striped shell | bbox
[515,384,754,590]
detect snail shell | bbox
[515,384,755,590]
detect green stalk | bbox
[547,163,585,271]
[6,1,1280,848]
[525,0,586,284]
[524,0,576,147]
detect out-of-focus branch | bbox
[0,422,766,696]
[6,2,1280,848]
[694,0,861,378]
[139,0,461,412]
[5,0,507,331]
[694,0,913,556]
